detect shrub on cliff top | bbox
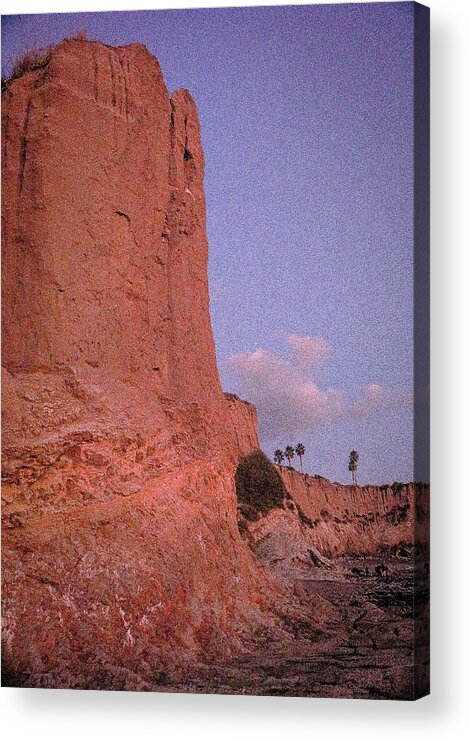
[3,33,87,89]
[10,46,54,82]
[235,451,288,518]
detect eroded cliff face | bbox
[1,39,272,689]
[236,460,428,580]
[2,40,225,431]
[278,469,428,559]
[1,38,428,694]
[240,469,429,589]
[223,393,259,458]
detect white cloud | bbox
[286,334,331,370]
[226,335,412,439]
[349,382,413,418]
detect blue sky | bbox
[2,3,417,483]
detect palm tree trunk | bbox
[299,456,303,473]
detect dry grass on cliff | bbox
[9,46,54,82]
[3,31,88,89]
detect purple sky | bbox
[1,3,418,484]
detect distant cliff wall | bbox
[279,468,429,558]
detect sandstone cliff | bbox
[2,40,228,435]
[1,39,274,689]
[223,393,259,457]
[237,460,428,580]
[1,38,428,694]
[278,469,429,559]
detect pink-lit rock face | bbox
[223,393,260,458]
[2,40,224,422]
[277,469,429,559]
[1,40,270,688]
[239,464,428,581]
[1,39,428,697]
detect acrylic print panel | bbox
[1,2,429,699]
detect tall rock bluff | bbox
[2,39,227,430]
[1,39,269,689]
[1,39,427,694]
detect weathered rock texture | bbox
[1,38,428,696]
[278,469,429,559]
[237,465,428,581]
[2,40,224,423]
[1,39,273,689]
[223,393,259,457]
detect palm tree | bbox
[285,445,295,468]
[295,443,305,473]
[274,449,284,466]
[348,450,359,485]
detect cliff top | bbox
[2,37,157,88]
